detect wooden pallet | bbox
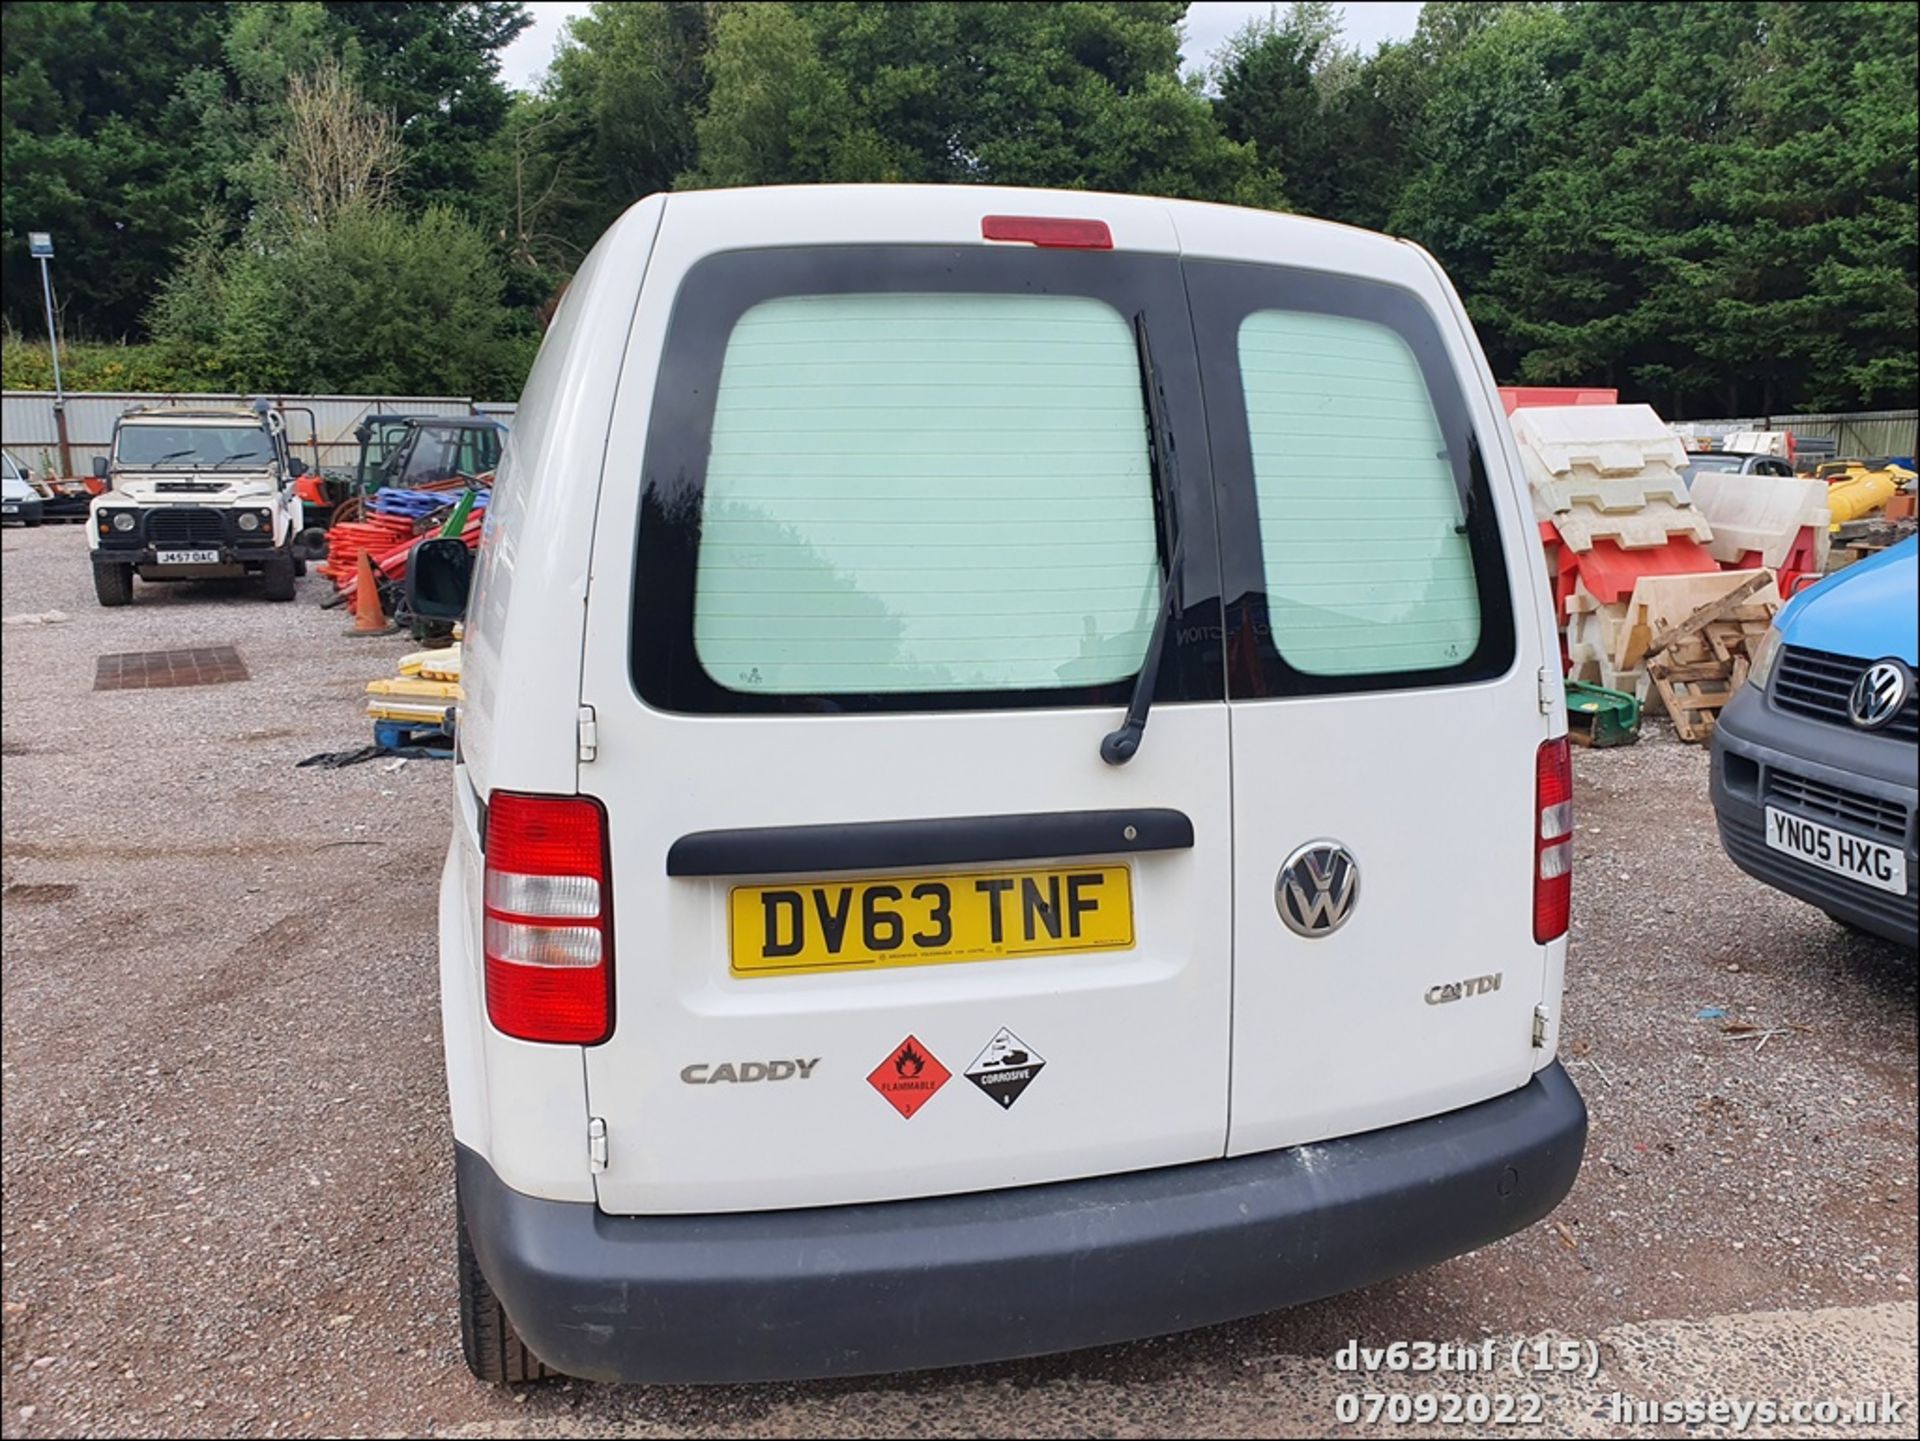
[1640,572,1778,742]
[1648,653,1748,742]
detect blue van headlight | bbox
[1746,623,1782,691]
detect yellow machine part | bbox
[1825,467,1906,529]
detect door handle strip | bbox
[666,808,1194,877]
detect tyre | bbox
[93,562,134,607]
[456,1196,554,1385]
[261,549,297,602]
[24,514,42,528]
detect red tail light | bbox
[981,215,1113,249]
[483,793,612,1044]
[1534,737,1573,943]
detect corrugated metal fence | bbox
[1684,409,1918,459]
[0,391,520,476]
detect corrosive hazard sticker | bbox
[867,1034,950,1119]
[964,1027,1046,1110]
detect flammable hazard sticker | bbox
[964,1027,1047,1110]
[867,1034,951,1119]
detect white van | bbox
[415,185,1587,1386]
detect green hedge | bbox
[1,341,227,394]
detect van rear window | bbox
[1237,310,1481,674]
[631,245,1220,715]
[1184,260,1516,695]
[691,293,1159,695]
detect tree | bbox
[549,1,714,202]
[2,1,230,338]
[3,0,527,341]
[322,1,530,217]
[150,60,528,396]
[278,60,406,225]
[1420,1,1918,415]
[682,2,878,187]
[1212,1,1421,228]
[214,202,530,394]
[683,2,1272,204]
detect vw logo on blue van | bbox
[1275,841,1359,937]
[1848,660,1911,730]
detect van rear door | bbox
[1181,245,1554,1155]
[578,199,1233,1214]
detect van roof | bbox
[648,183,1418,274]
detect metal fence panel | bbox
[0,390,517,475]
[1686,409,1918,460]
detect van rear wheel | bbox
[93,563,134,607]
[456,1196,555,1385]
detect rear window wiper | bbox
[1102,313,1184,767]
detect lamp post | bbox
[28,231,72,478]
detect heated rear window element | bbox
[1236,310,1481,675]
[690,293,1160,696]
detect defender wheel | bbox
[261,550,297,602]
[93,563,134,607]
[456,1198,554,1385]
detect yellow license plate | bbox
[730,864,1133,977]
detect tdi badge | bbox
[964,1027,1046,1110]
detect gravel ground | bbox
[2,520,1915,1437]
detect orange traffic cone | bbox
[346,548,399,637]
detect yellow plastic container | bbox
[1823,464,1908,529]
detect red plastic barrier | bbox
[336,515,485,603]
[1725,524,1821,600]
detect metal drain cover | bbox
[94,645,250,691]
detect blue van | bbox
[1711,537,1919,946]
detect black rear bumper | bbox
[457,1061,1587,1385]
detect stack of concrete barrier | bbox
[1687,469,1830,595]
[1512,404,1728,702]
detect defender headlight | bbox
[111,512,136,532]
[1745,623,1782,692]
[237,512,262,532]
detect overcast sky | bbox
[497,2,1428,92]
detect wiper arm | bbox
[1102,312,1183,767]
[1101,530,1183,765]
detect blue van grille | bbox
[1765,769,1909,845]
[1773,646,1919,741]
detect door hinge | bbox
[588,1116,608,1173]
[576,704,598,763]
[1532,1004,1550,1048]
[1537,667,1555,715]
